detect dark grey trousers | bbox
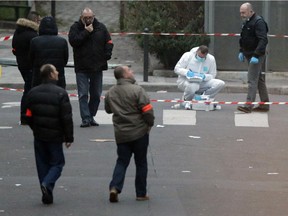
[246,55,269,108]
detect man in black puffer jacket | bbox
[12,11,40,124]
[30,16,68,88]
[25,64,73,205]
[68,7,113,127]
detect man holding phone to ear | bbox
[69,7,113,127]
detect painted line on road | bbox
[1,102,20,108]
[163,110,196,125]
[93,110,113,125]
[95,109,269,127]
[0,126,13,129]
[234,112,269,127]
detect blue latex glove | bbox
[238,52,244,62]
[194,95,202,100]
[250,57,259,64]
[186,70,195,78]
[199,73,206,80]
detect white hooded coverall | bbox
[174,47,225,100]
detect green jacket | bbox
[105,78,154,143]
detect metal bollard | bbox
[143,28,149,82]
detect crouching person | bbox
[24,64,74,205]
[105,66,155,202]
[174,45,225,109]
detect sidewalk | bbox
[1,0,288,95]
[1,63,288,95]
[1,31,288,94]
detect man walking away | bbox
[105,66,154,203]
[25,64,73,205]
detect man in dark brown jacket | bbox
[105,66,154,203]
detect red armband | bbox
[26,109,32,117]
[142,104,153,113]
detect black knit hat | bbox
[39,16,58,36]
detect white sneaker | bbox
[184,101,192,110]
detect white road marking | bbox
[163,110,196,125]
[89,109,270,127]
[94,110,113,124]
[234,112,269,127]
[1,102,20,108]
[0,126,12,129]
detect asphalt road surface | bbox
[1,90,288,216]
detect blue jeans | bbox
[109,134,149,197]
[19,69,32,120]
[34,139,65,191]
[76,72,103,123]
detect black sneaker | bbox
[41,185,53,205]
[90,119,99,126]
[80,121,90,128]
[237,106,252,113]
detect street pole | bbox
[143,28,149,82]
[51,0,56,18]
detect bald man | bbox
[237,2,269,113]
[105,66,154,202]
[69,7,114,127]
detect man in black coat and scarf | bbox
[68,7,114,127]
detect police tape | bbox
[0,35,12,42]
[2,32,288,42]
[1,86,287,105]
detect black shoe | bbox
[136,195,150,201]
[41,185,53,205]
[109,187,119,203]
[20,117,29,125]
[237,106,252,113]
[80,121,90,128]
[90,119,99,126]
[252,106,269,112]
[20,121,28,125]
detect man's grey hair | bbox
[40,64,54,81]
[81,7,94,16]
[27,11,40,22]
[242,2,254,12]
[114,66,125,80]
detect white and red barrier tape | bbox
[1,86,287,105]
[2,32,288,42]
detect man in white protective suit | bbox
[174,45,225,109]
